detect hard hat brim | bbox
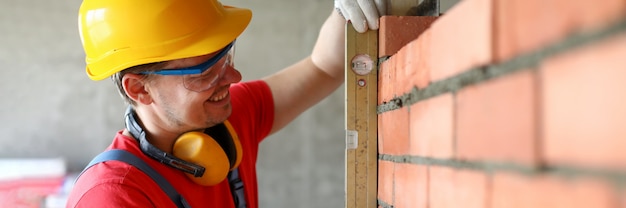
[86,6,252,81]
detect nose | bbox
[220,65,242,84]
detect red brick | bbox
[395,164,428,208]
[398,29,433,90]
[378,56,395,104]
[379,107,410,155]
[492,173,619,208]
[392,49,413,98]
[395,40,418,95]
[409,93,454,159]
[456,70,538,165]
[541,34,626,169]
[379,16,438,58]
[495,0,626,62]
[429,0,493,81]
[377,160,395,205]
[411,29,433,89]
[378,114,384,155]
[429,167,488,208]
[390,30,430,96]
[379,55,406,104]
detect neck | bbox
[129,107,182,154]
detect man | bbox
[67,0,385,207]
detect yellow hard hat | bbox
[78,0,252,80]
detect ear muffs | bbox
[173,121,243,186]
[124,107,242,186]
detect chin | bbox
[202,107,232,127]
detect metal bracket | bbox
[388,0,441,16]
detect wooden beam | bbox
[345,23,378,208]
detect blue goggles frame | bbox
[141,42,235,76]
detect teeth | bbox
[209,90,228,102]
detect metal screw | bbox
[357,79,366,87]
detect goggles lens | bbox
[141,42,235,92]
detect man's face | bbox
[144,53,242,131]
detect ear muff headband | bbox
[224,121,243,169]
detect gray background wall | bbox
[0,0,457,207]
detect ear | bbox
[122,74,153,105]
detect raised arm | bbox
[264,0,385,134]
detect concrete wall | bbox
[0,0,343,207]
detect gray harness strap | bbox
[79,149,191,208]
[79,149,247,208]
[227,168,246,208]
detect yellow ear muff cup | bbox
[173,131,230,186]
[223,120,243,170]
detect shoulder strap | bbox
[78,149,191,208]
[227,168,247,208]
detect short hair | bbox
[111,62,167,106]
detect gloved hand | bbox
[335,0,387,33]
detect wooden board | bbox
[345,23,378,208]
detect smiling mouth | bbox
[209,89,229,102]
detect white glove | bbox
[335,0,387,33]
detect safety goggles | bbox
[141,41,235,92]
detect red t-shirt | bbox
[67,80,274,208]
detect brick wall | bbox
[376,0,626,207]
